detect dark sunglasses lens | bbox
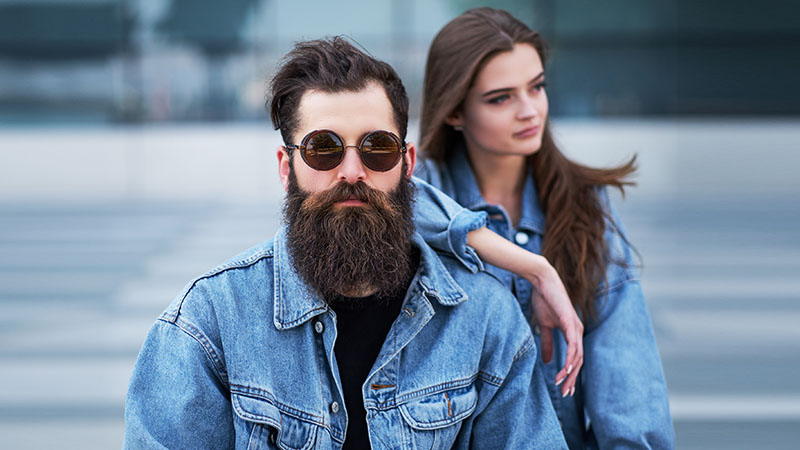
[361,132,402,172]
[304,131,343,170]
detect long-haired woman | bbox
[415,7,674,448]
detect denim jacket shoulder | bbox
[125,229,568,449]
[411,174,487,273]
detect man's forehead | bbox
[295,83,398,140]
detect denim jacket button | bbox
[330,401,340,413]
[514,231,529,245]
[314,321,324,334]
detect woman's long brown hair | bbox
[420,7,636,319]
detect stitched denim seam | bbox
[163,317,229,385]
[513,335,535,362]
[368,420,390,448]
[400,400,477,429]
[447,209,488,274]
[273,247,327,329]
[247,421,265,449]
[236,407,281,431]
[601,277,640,296]
[230,385,327,427]
[174,248,275,314]
[393,375,478,404]
[278,307,328,329]
[476,370,504,387]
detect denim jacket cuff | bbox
[447,209,488,273]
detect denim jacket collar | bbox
[272,226,468,330]
[446,147,546,234]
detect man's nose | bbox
[336,146,367,183]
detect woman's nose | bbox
[517,94,539,120]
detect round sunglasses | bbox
[286,129,406,172]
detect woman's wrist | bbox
[523,253,556,287]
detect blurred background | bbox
[0,0,798,448]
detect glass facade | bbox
[1,0,797,123]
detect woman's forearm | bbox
[466,227,554,284]
[467,226,584,397]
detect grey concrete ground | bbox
[1,120,798,448]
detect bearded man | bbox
[124,37,566,449]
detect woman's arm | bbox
[582,197,674,447]
[467,227,583,397]
[412,174,583,395]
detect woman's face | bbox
[448,43,548,159]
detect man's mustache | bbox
[300,181,394,212]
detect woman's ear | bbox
[444,112,463,129]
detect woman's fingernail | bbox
[562,389,568,398]
[570,386,575,396]
[567,364,573,374]
[555,377,564,386]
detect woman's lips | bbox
[514,125,540,138]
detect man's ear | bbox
[404,142,417,178]
[277,146,291,192]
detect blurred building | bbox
[0,0,797,124]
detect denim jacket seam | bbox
[393,375,479,405]
[368,422,392,449]
[230,384,327,427]
[512,334,535,362]
[447,208,488,273]
[476,370,504,387]
[603,276,639,295]
[235,406,281,431]
[273,234,330,329]
[275,306,329,329]
[586,277,642,334]
[161,317,229,386]
[173,249,275,315]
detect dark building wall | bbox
[0,0,797,122]
[529,0,799,116]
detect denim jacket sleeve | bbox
[457,337,568,449]
[411,174,487,273]
[582,197,675,448]
[124,317,234,449]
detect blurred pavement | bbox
[1,119,798,448]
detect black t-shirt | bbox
[329,292,404,450]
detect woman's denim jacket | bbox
[415,153,675,450]
[124,225,568,449]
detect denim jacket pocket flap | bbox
[232,393,317,450]
[399,384,477,430]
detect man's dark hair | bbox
[269,36,409,145]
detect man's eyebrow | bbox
[481,72,545,98]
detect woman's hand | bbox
[527,263,584,397]
[466,227,584,396]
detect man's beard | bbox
[284,167,416,303]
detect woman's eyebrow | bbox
[481,72,545,98]
[481,87,513,98]
[528,72,545,84]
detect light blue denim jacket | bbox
[415,152,675,450]
[124,225,568,449]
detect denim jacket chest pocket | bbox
[231,392,318,450]
[399,384,478,449]
[370,383,477,450]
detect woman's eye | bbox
[488,94,509,104]
[532,81,547,92]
